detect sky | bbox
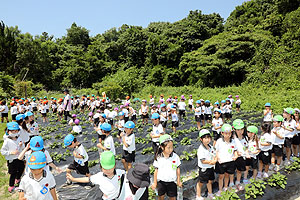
[1,0,247,38]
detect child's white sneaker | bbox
[263,172,269,178]
[257,172,262,179]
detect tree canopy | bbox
[1,0,300,98]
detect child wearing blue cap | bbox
[121,121,136,171]
[193,100,202,130]
[151,113,165,155]
[1,122,25,192]
[18,136,62,174]
[64,134,90,185]
[97,123,116,155]
[263,103,273,123]
[25,111,39,140]
[18,151,57,200]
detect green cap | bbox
[273,115,284,122]
[159,134,173,144]
[247,126,258,134]
[284,107,295,115]
[199,129,211,138]
[221,124,232,133]
[100,151,115,170]
[233,119,244,130]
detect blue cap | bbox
[226,98,230,101]
[25,111,34,117]
[221,100,226,103]
[160,104,166,107]
[124,121,135,129]
[170,105,175,108]
[16,114,25,121]
[205,100,210,103]
[196,100,201,104]
[265,103,271,107]
[7,122,20,131]
[30,136,44,151]
[214,102,219,105]
[118,111,124,116]
[28,151,46,169]
[100,123,112,131]
[214,109,222,113]
[64,134,75,146]
[151,113,160,119]
[100,114,106,119]
[44,96,47,99]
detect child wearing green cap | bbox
[270,115,285,172]
[151,134,182,200]
[215,124,238,196]
[196,129,217,200]
[282,108,296,165]
[64,134,90,185]
[18,151,57,200]
[245,126,261,180]
[67,151,126,200]
[232,119,247,189]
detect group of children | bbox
[2,92,300,200]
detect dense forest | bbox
[1,0,300,98]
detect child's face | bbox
[222,131,232,139]
[247,131,254,138]
[214,112,220,118]
[100,117,105,122]
[161,107,166,111]
[152,118,159,125]
[125,128,133,135]
[68,141,75,148]
[30,168,44,177]
[162,141,173,155]
[29,116,34,121]
[201,135,211,145]
[235,129,244,136]
[142,102,146,105]
[273,121,281,127]
[119,115,124,119]
[283,112,289,119]
[102,166,115,177]
[265,106,270,110]
[196,103,200,107]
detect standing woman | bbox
[63,89,72,120]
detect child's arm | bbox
[97,141,108,151]
[73,151,84,159]
[19,192,26,200]
[176,167,182,187]
[233,150,238,160]
[66,173,90,183]
[151,168,158,190]
[260,141,271,146]
[18,143,30,160]
[273,130,284,139]
[50,188,58,200]
[282,125,294,132]
[48,162,63,173]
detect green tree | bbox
[66,22,90,48]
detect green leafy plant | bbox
[141,147,153,155]
[180,137,191,145]
[215,189,241,200]
[267,172,287,189]
[245,178,266,199]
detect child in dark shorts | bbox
[64,134,90,185]
[196,129,217,200]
